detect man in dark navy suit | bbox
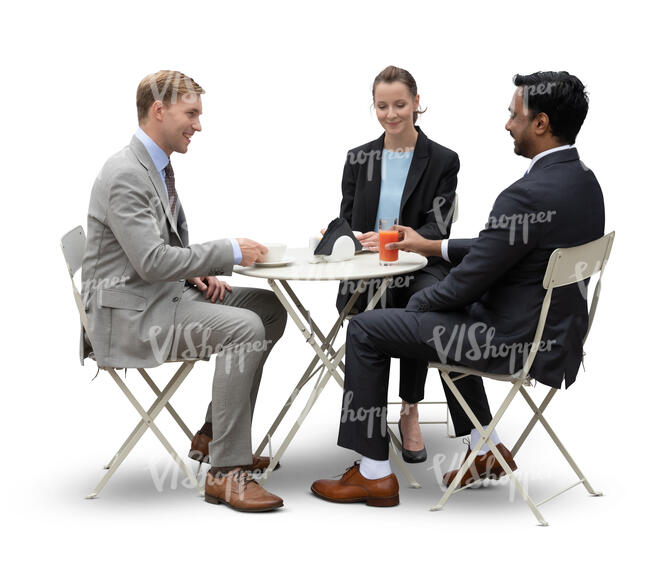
[311,71,605,507]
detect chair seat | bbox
[96,359,200,370]
[427,361,528,384]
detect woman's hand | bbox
[385,225,441,257]
[357,231,379,251]
[187,276,232,302]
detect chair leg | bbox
[518,387,602,497]
[87,363,199,498]
[138,368,194,441]
[431,372,549,526]
[102,363,195,470]
[511,388,556,457]
[446,404,454,438]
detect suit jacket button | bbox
[172,297,179,302]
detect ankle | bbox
[359,456,392,480]
[400,402,419,420]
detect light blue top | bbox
[374,149,414,231]
[134,128,242,265]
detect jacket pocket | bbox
[97,289,147,311]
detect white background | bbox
[2,0,647,562]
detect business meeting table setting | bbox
[233,225,427,487]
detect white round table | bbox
[234,247,427,281]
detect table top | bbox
[234,247,428,281]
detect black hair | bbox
[513,71,589,145]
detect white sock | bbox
[359,456,392,480]
[470,428,501,455]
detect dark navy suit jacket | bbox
[406,148,605,388]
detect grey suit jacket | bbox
[80,136,234,368]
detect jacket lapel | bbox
[176,201,189,246]
[365,134,384,230]
[130,136,182,241]
[399,127,429,219]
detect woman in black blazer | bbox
[337,66,459,462]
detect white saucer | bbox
[254,256,295,267]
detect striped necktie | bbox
[164,162,178,219]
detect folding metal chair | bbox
[388,195,459,445]
[429,231,615,526]
[61,226,202,499]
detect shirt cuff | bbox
[230,238,242,265]
[441,239,450,262]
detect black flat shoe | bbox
[398,421,427,464]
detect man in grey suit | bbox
[81,70,286,512]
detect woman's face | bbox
[373,81,419,137]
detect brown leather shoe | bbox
[205,468,283,512]
[188,432,211,463]
[311,462,399,507]
[188,432,278,471]
[442,443,517,487]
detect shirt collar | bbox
[135,127,169,173]
[527,144,573,173]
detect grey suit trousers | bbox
[168,285,286,467]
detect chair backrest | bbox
[61,225,89,334]
[521,231,615,378]
[542,232,615,290]
[61,226,86,275]
[452,194,459,224]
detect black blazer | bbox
[339,126,460,280]
[406,148,605,388]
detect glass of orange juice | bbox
[378,218,399,265]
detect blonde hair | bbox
[136,70,205,124]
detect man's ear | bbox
[150,100,165,122]
[534,112,551,136]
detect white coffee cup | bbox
[264,243,287,263]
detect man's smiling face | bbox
[158,95,203,155]
[505,87,536,158]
